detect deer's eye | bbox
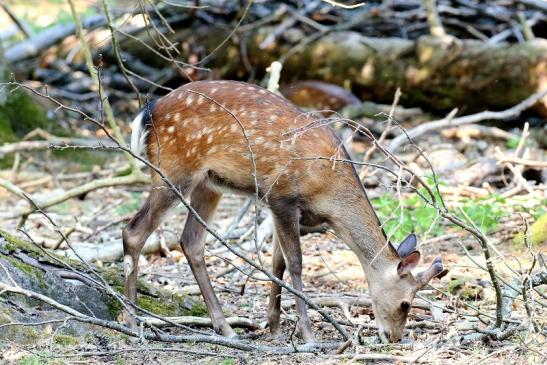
[400,301,410,311]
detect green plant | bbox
[19,355,45,365]
[459,197,505,234]
[372,192,441,243]
[372,191,507,243]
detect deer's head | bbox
[367,234,444,342]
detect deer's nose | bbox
[389,331,402,343]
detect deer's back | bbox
[146,81,356,204]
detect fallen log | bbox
[5,15,108,63]
[130,25,547,115]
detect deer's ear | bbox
[417,256,445,286]
[397,251,421,276]
[397,234,417,258]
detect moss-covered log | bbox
[0,229,205,343]
[123,28,547,115]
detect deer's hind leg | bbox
[122,186,177,327]
[179,182,236,337]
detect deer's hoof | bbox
[267,331,284,343]
[122,311,138,330]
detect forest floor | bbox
[0,123,545,364]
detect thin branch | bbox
[388,89,547,152]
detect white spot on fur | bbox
[197,95,205,106]
[255,136,265,144]
[185,95,194,106]
[210,88,218,94]
[209,145,218,154]
[167,126,175,134]
[207,135,214,144]
[230,124,238,133]
[259,89,267,94]
[209,104,217,113]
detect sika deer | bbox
[123,80,444,343]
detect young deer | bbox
[124,80,444,343]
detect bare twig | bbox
[388,89,547,152]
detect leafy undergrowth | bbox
[373,190,546,245]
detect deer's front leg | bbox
[267,231,286,339]
[180,183,236,338]
[272,210,314,344]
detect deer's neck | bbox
[328,184,400,275]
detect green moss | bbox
[115,165,133,177]
[0,229,43,255]
[188,302,208,317]
[0,313,41,345]
[53,333,79,346]
[0,90,49,141]
[513,213,547,246]
[0,116,16,142]
[136,294,191,317]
